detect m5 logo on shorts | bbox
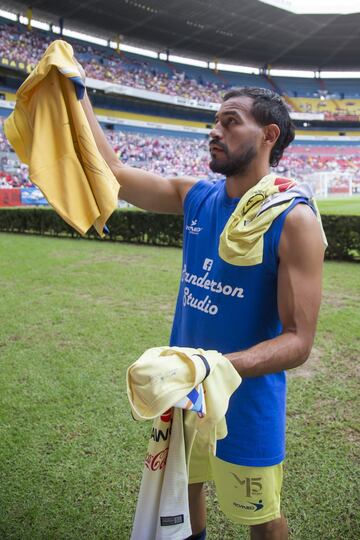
[231,473,263,497]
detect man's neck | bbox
[225,165,271,199]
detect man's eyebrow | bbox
[223,109,242,115]
[215,109,243,121]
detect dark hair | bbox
[223,87,295,167]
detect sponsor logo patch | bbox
[233,500,264,512]
[186,219,203,234]
[160,514,184,526]
[145,448,168,471]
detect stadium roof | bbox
[1,0,360,70]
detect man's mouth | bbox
[209,139,227,155]
[209,145,226,155]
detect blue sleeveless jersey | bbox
[170,178,308,467]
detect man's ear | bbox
[263,124,280,147]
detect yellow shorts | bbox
[189,435,283,526]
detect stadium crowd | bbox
[1,21,359,116]
[277,147,360,185]
[0,120,30,187]
[1,121,359,193]
[0,22,227,103]
[0,22,358,194]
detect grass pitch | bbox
[317,196,360,215]
[0,234,359,540]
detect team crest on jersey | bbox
[241,191,266,216]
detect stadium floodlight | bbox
[62,28,107,47]
[110,42,158,59]
[258,0,360,14]
[168,55,208,68]
[0,9,17,21]
[320,71,360,78]
[18,16,50,31]
[209,62,260,74]
[270,69,315,78]
[30,20,50,31]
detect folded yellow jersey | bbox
[126,346,241,438]
[219,173,327,266]
[4,40,119,236]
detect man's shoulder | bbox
[283,202,318,229]
[279,203,325,263]
[181,177,222,208]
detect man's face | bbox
[209,96,264,176]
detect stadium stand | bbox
[0,17,359,199]
[1,19,360,115]
[1,116,359,195]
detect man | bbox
[81,86,324,540]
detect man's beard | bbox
[209,142,257,176]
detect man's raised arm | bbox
[81,91,196,214]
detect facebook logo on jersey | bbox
[203,258,213,271]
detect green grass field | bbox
[0,234,359,540]
[317,196,360,215]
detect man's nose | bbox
[209,123,223,141]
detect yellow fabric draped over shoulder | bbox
[4,40,119,236]
[219,173,327,266]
